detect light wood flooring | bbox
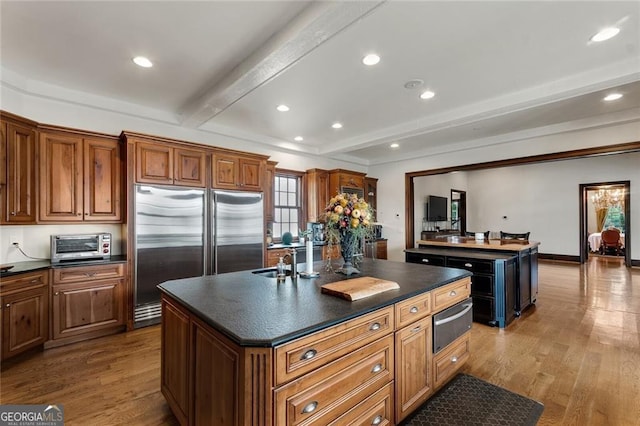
[1,258,638,425]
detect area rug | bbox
[401,373,544,426]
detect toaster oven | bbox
[50,233,112,263]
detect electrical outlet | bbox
[10,234,21,247]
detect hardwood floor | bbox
[1,258,638,425]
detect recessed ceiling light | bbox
[362,53,381,66]
[590,27,620,42]
[390,143,399,148]
[603,93,623,101]
[133,56,153,68]
[420,90,435,100]
[294,136,304,142]
[276,104,290,112]
[331,122,343,129]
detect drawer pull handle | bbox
[421,258,429,263]
[411,326,421,333]
[435,303,473,326]
[369,322,381,331]
[371,363,383,374]
[464,263,473,268]
[410,306,419,313]
[449,290,457,297]
[451,356,458,363]
[372,415,383,425]
[85,272,96,277]
[54,292,59,296]
[300,349,317,360]
[301,401,318,414]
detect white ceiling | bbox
[1,1,639,165]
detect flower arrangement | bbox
[323,193,374,274]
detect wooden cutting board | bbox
[321,276,400,301]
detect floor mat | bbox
[402,373,544,426]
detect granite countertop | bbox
[267,242,327,250]
[416,237,540,252]
[0,255,127,278]
[158,258,471,348]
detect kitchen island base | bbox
[159,261,472,425]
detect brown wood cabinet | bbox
[1,115,38,224]
[161,276,471,425]
[0,270,49,361]
[49,263,125,346]
[134,140,206,187]
[328,169,365,195]
[264,160,277,222]
[305,168,329,222]
[39,128,122,222]
[266,248,288,267]
[364,176,378,214]
[211,151,264,191]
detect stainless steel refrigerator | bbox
[211,190,264,274]
[134,186,263,327]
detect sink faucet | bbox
[283,249,298,280]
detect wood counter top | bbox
[416,237,540,252]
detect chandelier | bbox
[591,188,623,210]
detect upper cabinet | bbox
[305,168,329,223]
[328,169,366,195]
[364,177,378,215]
[211,150,265,191]
[0,113,38,224]
[130,138,206,187]
[39,127,122,222]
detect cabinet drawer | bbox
[0,270,48,294]
[275,335,393,425]
[406,252,445,266]
[431,277,471,312]
[471,295,495,325]
[327,382,393,426]
[267,248,289,267]
[433,331,470,389]
[395,292,431,329]
[446,257,494,274]
[53,263,124,283]
[275,306,394,385]
[470,274,494,296]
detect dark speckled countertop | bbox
[158,258,471,348]
[0,255,127,278]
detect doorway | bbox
[579,181,631,267]
[450,189,466,234]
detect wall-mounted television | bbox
[426,195,448,221]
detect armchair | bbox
[600,228,623,256]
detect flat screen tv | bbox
[427,195,448,221]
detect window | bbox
[603,205,625,232]
[273,172,303,240]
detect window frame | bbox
[273,169,305,242]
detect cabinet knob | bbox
[421,258,429,263]
[449,290,457,297]
[10,211,16,216]
[369,322,381,331]
[371,363,383,374]
[54,292,59,296]
[451,356,458,363]
[77,213,81,216]
[5,303,10,308]
[301,401,318,414]
[410,306,419,314]
[464,262,473,268]
[372,415,384,425]
[300,349,317,360]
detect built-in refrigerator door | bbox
[212,190,264,274]
[135,185,205,327]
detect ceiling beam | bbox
[178,1,386,128]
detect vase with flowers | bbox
[323,192,374,275]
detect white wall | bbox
[369,121,640,261]
[0,83,361,264]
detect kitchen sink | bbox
[251,268,290,278]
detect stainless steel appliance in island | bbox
[134,185,263,327]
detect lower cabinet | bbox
[49,263,125,346]
[161,277,472,425]
[0,270,49,361]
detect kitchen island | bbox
[409,237,540,327]
[158,258,472,425]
